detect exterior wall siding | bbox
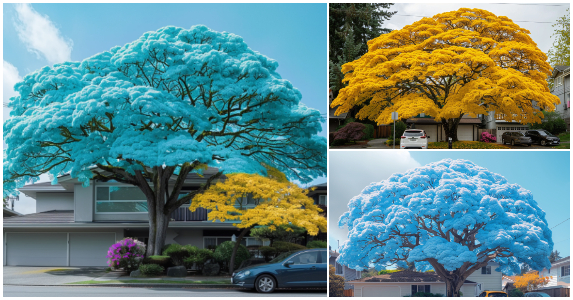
[352,282,476,297]
[36,193,74,213]
[466,263,503,292]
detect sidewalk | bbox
[3,266,236,288]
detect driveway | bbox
[503,142,568,149]
[3,266,109,285]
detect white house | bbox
[539,256,570,287]
[3,168,326,267]
[348,261,502,297]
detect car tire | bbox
[511,140,515,146]
[255,275,276,293]
[541,140,546,146]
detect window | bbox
[290,251,318,265]
[335,262,343,275]
[95,186,148,213]
[557,76,563,86]
[319,195,326,206]
[411,285,430,294]
[203,236,269,249]
[482,266,491,274]
[562,266,570,277]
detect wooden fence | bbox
[375,125,392,138]
[343,289,354,297]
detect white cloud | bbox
[3,60,21,104]
[328,151,421,250]
[13,3,72,64]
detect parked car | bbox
[478,291,508,297]
[524,129,560,146]
[501,131,532,146]
[231,248,327,293]
[400,129,429,149]
[524,292,551,297]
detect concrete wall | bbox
[74,183,94,222]
[170,229,204,248]
[36,193,74,213]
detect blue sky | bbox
[3,3,327,213]
[329,150,570,261]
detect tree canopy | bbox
[514,271,551,292]
[547,8,570,68]
[3,25,326,255]
[189,172,327,273]
[331,8,560,141]
[337,158,553,297]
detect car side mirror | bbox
[284,260,294,266]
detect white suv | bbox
[400,130,429,149]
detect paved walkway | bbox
[3,266,230,286]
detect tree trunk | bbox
[442,117,462,142]
[445,277,465,297]
[229,226,252,274]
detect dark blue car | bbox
[231,248,327,293]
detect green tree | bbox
[329,265,345,297]
[530,111,567,135]
[549,250,562,263]
[547,8,570,68]
[329,4,396,118]
[250,224,307,246]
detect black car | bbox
[524,129,560,146]
[501,131,532,146]
[231,248,327,293]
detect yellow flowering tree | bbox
[189,172,327,274]
[331,8,560,141]
[514,271,551,292]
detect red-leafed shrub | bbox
[333,122,366,142]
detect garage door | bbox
[457,125,474,141]
[496,125,529,143]
[6,233,67,266]
[415,125,438,143]
[70,233,116,266]
[362,286,401,297]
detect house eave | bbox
[3,221,239,229]
[349,281,477,285]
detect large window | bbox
[411,285,430,294]
[562,266,570,277]
[481,266,492,274]
[96,186,148,213]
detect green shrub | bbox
[530,111,568,135]
[162,244,197,266]
[509,289,524,297]
[138,263,165,276]
[213,241,251,271]
[183,249,213,272]
[273,241,307,254]
[411,292,444,297]
[391,121,407,139]
[331,139,347,146]
[143,255,171,269]
[363,123,375,139]
[378,269,401,275]
[385,137,402,147]
[306,240,327,249]
[258,246,276,261]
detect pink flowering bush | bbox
[480,132,497,143]
[106,238,146,273]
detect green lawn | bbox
[552,143,570,149]
[67,279,231,285]
[558,132,570,142]
[428,141,510,149]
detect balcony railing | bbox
[170,207,209,221]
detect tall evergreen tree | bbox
[549,250,562,263]
[329,3,396,118]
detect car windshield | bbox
[488,292,507,297]
[269,250,298,263]
[404,131,423,137]
[538,130,554,136]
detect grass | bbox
[428,141,510,149]
[67,279,231,285]
[552,143,570,149]
[558,132,570,142]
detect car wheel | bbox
[541,140,546,146]
[511,140,515,146]
[255,275,276,293]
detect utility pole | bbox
[391,112,399,149]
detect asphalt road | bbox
[3,286,327,297]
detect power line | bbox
[551,218,570,230]
[393,14,555,24]
[494,3,567,6]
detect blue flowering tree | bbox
[337,159,552,297]
[4,25,326,256]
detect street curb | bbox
[4,283,242,289]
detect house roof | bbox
[348,270,476,284]
[552,256,570,265]
[3,210,75,224]
[3,207,23,217]
[407,118,482,125]
[307,182,327,196]
[551,65,570,78]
